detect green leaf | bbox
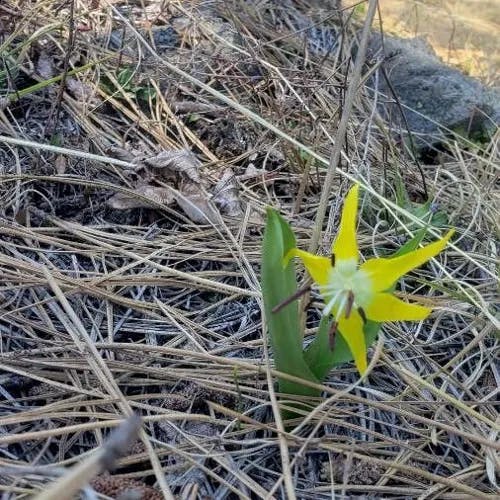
[304,316,380,380]
[392,226,428,258]
[394,174,449,230]
[262,208,320,398]
[117,67,135,87]
[136,85,157,102]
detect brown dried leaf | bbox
[92,476,162,500]
[213,168,242,217]
[107,145,141,164]
[173,100,225,115]
[54,155,67,174]
[175,181,219,224]
[108,185,174,210]
[66,77,101,106]
[141,150,202,184]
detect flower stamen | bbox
[323,290,342,317]
[271,281,311,314]
[358,306,367,324]
[344,290,355,319]
[328,321,338,350]
[336,294,348,320]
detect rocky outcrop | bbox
[367,34,499,152]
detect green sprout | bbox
[101,66,156,103]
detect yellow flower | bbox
[285,184,454,374]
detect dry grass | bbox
[0,0,498,498]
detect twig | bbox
[33,415,141,500]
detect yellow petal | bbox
[332,184,360,261]
[360,230,454,292]
[284,248,331,287]
[364,292,431,322]
[337,309,367,374]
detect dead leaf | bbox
[107,145,142,164]
[173,100,225,115]
[54,155,67,174]
[175,181,219,224]
[244,163,258,176]
[106,148,226,224]
[213,168,242,217]
[66,77,101,106]
[108,185,174,210]
[141,150,203,184]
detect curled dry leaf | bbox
[171,15,237,56]
[173,100,225,115]
[66,77,101,107]
[176,181,219,224]
[108,185,174,210]
[54,155,67,174]
[107,145,139,164]
[0,97,9,111]
[213,168,242,217]
[107,148,233,224]
[141,149,203,184]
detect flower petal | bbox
[337,309,367,374]
[332,184,360,261]
[284,248,331,287]
[364,292,431,322]
[360,230,454,292]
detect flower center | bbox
[320,258,372,319]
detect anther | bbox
[358,307,367,324]
[330,253,336,267]
[328,321,338,350]
[344,290,355,318]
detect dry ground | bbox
[0,1,498,499]
[376,0,500,84]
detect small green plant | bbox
[352,2,367,19]
[101,66,156,102]
[394,177,449,230]
[261,184,453,417]
[451,123,493,152]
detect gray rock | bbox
[367,34,499,152]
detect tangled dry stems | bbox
[0,0,498,498]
